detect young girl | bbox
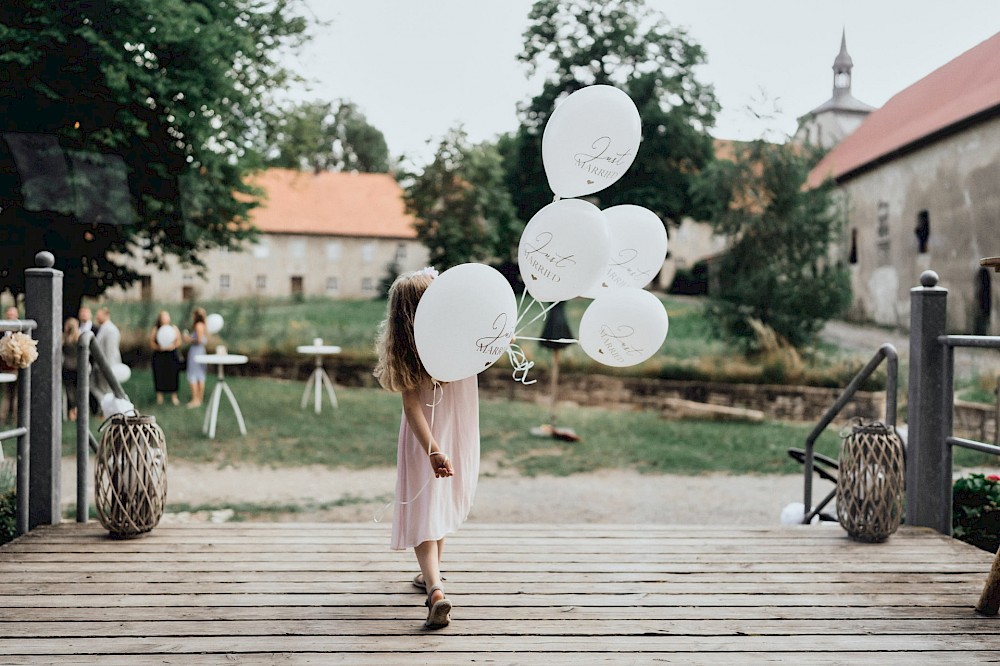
[373,269,480,630]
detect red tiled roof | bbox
[246,169,418,238]
[807,31,1000,188]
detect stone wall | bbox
[478,369,887,424]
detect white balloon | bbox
[155,325,177,348]
[578,289,669,367]
[517,198,611,303]
[582,205,669,298]
[541,85,642,198]
[111,363,132,383]
[414,263,517,383]
[206,313,224,334]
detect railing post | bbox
[24,251,63,528]
[906,270,951,533]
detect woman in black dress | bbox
[149,310,182,405]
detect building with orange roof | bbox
[808,31,1000,331]
[109,169,429,302]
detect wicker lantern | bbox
[95,412,168,539]
[836,421,905,542]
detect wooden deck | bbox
[0,522,997,664]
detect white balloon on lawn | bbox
[578,288,669,368]
[414,263,518,383]
[205,313,224,334]
[517,198,611,303]
[541,84,642,198]
[111,363,132,383]
[582,204,668,299]
[155,325,177,348]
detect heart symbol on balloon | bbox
[602,282,608,288]
[598,349,604,354]
[531,274,538,281]
[586,179,595,184]
[484,361,491,367]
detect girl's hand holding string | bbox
[429,451,454,478]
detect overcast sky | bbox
[286,1,1000,165]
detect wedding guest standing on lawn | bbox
[2,306,19,422]
[90,306,122,408]
[150,310,182,406]
[61,317,80,422]
[373,268,481,630]
[184,307,208,408]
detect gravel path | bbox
[62,459,813,526]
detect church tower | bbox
[795,30,875,148]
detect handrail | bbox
[801,343,898,524]
[74,330,132,523]
[0,318,37,536]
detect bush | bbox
[0,491,15,546]
[953,473,1000,553]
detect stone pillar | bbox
[24,251,63,528]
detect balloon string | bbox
[515,293,541,328]
[515,300,558,337]
[513,336,579,344]
[374,382,446,523]
[506,342,537,385]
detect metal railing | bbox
[0,319,37,535]
[798,343,898,524]
[73,330,132,524]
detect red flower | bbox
[987,474,1000,482]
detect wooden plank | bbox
[0,592,985,608]
[0,633,998,655]
[0,580,984,595]
[1,653,998,666]
[4,618,999,639]
[0,604,987,622]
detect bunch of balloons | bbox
[414,85,669,384]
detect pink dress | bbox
[391,376,480,550]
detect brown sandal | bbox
[412,573,445,591]
[424,585,451,629]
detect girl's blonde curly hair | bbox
[373,271,435,392]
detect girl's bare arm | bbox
[402,388,454,477]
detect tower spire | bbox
[833,29,854,95]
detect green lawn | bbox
[37,367,944,477]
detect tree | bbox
[0,0,310,315]
[693,140,852,350]
[263,99,390,173]
[401,127,521,271]
[507,0,719,226]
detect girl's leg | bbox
[414,540,445,605]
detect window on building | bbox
[291,275,304,296]
[256,275,267,290]
[182,273,194,284]
[915,210,930,254]
[252,239,270,259]
[362,242,375,263]
[139,275,152,301]
[395,243,407,263]
[219,274,231,291]
[290,238,306,258]
[361,277,375,294]
[326,277,339,295]
[326,241,342,262]
[849,228,858,264]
